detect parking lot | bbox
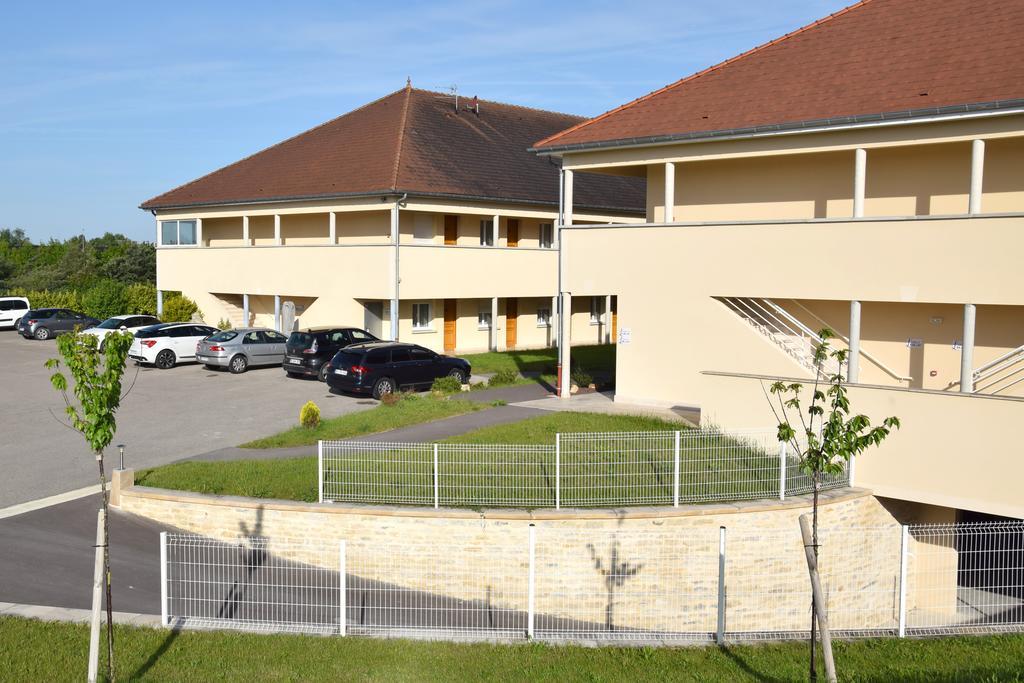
[0,331,375,508]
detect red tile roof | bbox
[141,87,644,213]
[534,0,1024,152]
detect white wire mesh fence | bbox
[161,521,1024,644]
[319,428,849,509]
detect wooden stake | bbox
[87,509,104,683]
[799,513,837,683]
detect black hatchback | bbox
[325,342,471,399]
[283,326,378,381]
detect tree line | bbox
[0,228,197,321]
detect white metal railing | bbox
[719,297,843,378]
[972,344,1024,395]
[786,299,913,383]
[317,429,850,509]
[160,521,1024,644]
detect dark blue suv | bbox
[325,342,471,399]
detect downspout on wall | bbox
[390,193,407,340]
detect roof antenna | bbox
[472,95,479,116]
[406,76,412,89]
[448,84,459,112]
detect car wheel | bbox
[447,368,467,384]
[229,355,248,374]
[318,365,329,382]
[155,349,176,369]
[372,377,395,400]
[34,327,51,341]
[98,339,107,352]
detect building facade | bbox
[534,0,1024,519]
[142,86,644,354]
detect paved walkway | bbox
[512,390,700,425]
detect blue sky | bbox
[1,0,850,242]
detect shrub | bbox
[431,376,463,394]
[8,287,83,311]
[571,364,593,388]
[82,279,128,320]
[216,318,232,330]
[488,368,519,387]
[162,294,199,323]
[124,283,157,315]
[380,391,401,406]
[299,401,321,429]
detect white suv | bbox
[82,314,162,348]
[0,297,30,329]
[129,322,219,369]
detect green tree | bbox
[46,331,134,682]
[766,328,899,681]
[124,283,157,315]
[82,279,128,320]
[161,294,200,323]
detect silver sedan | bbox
[196,328,289,374]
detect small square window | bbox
[479,220,494,247]
[160,221,178,245]
[412,303,432,330]
[160,219,198,246]
[478,307,492,330]
[539,223,554,249]
[536,307,551,327]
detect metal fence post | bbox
[433,444,440,509]
[898,525,909,637]
[555,434,561,510]
[339,540,347,636]
[779,442,787,500]
[848,453,857,488]
[673,431,681,507]
[317,440,324,504]
[527,524,536,639]
[159,531,168,627]
[717,526,726,644]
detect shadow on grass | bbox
[717,644,788,683]
[128,624,182,681]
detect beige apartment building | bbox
[141,86,643,354]
[534,0,1024,519]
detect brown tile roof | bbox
[534,0,1024,152]
[141,87,644,213]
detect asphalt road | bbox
[0,331,374,508]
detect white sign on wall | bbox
[618,327,631,345]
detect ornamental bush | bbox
[488,368,519,387]
[161,294,200,323]
[431,376,463,394]
[124,283,157,315]
[82,279,128,320]
[299,401,321,429]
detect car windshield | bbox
[207,331,238,342]
[97,318,126,329]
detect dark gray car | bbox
[18,308,100,340]
[196,328,289,373]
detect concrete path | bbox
[512,390,701,425]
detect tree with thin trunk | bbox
[47,330,134,682]
[764,328,899,681]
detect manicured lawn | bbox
[137,457,319,502]
[3,617,1023,682]
[239,393,485,449]
[462,344,614,376]
[443,411,682,444]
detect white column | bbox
[492,214,499,247]
[156,290,163,317]
[848,300,861,383]
[551,295,558,347]
[664,161,676,222]
[242,294,249,327]
[154,216,161,245]
[195,217,203,247]
[242,215,250,246]
[853,147,867,218]
[490,297,499,351]
[562,169,574,227]
[274,295,281,332]
[604,294,612,344]
[274,214,281,245]
[559,292,572,398]
[390,205,400,340]
[960,303,976,392]
[969,139,985,215]
[329,211,336,244]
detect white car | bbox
[0,297,29,329]
[129,322,219,369]
[82,314,162,348]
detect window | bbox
[413,214,434,242]
[365,349,388,365]
[349,329,376,343]
[540,223,554,249]
[410,347,434,361]
[479,220,494,247]
[478,306,492,330]
[390,347,411,363]
[160,220,197,246]
[590,297,605,325]
[412,302,432,330]
[536,307,551,327]
[0,300,27,311]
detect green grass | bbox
[3,617,1023,682]
[462,344,614,376]
[137,457,319,502]
[239,393,485,449]
[443,411,682,444]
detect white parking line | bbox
[0,484,101,521]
